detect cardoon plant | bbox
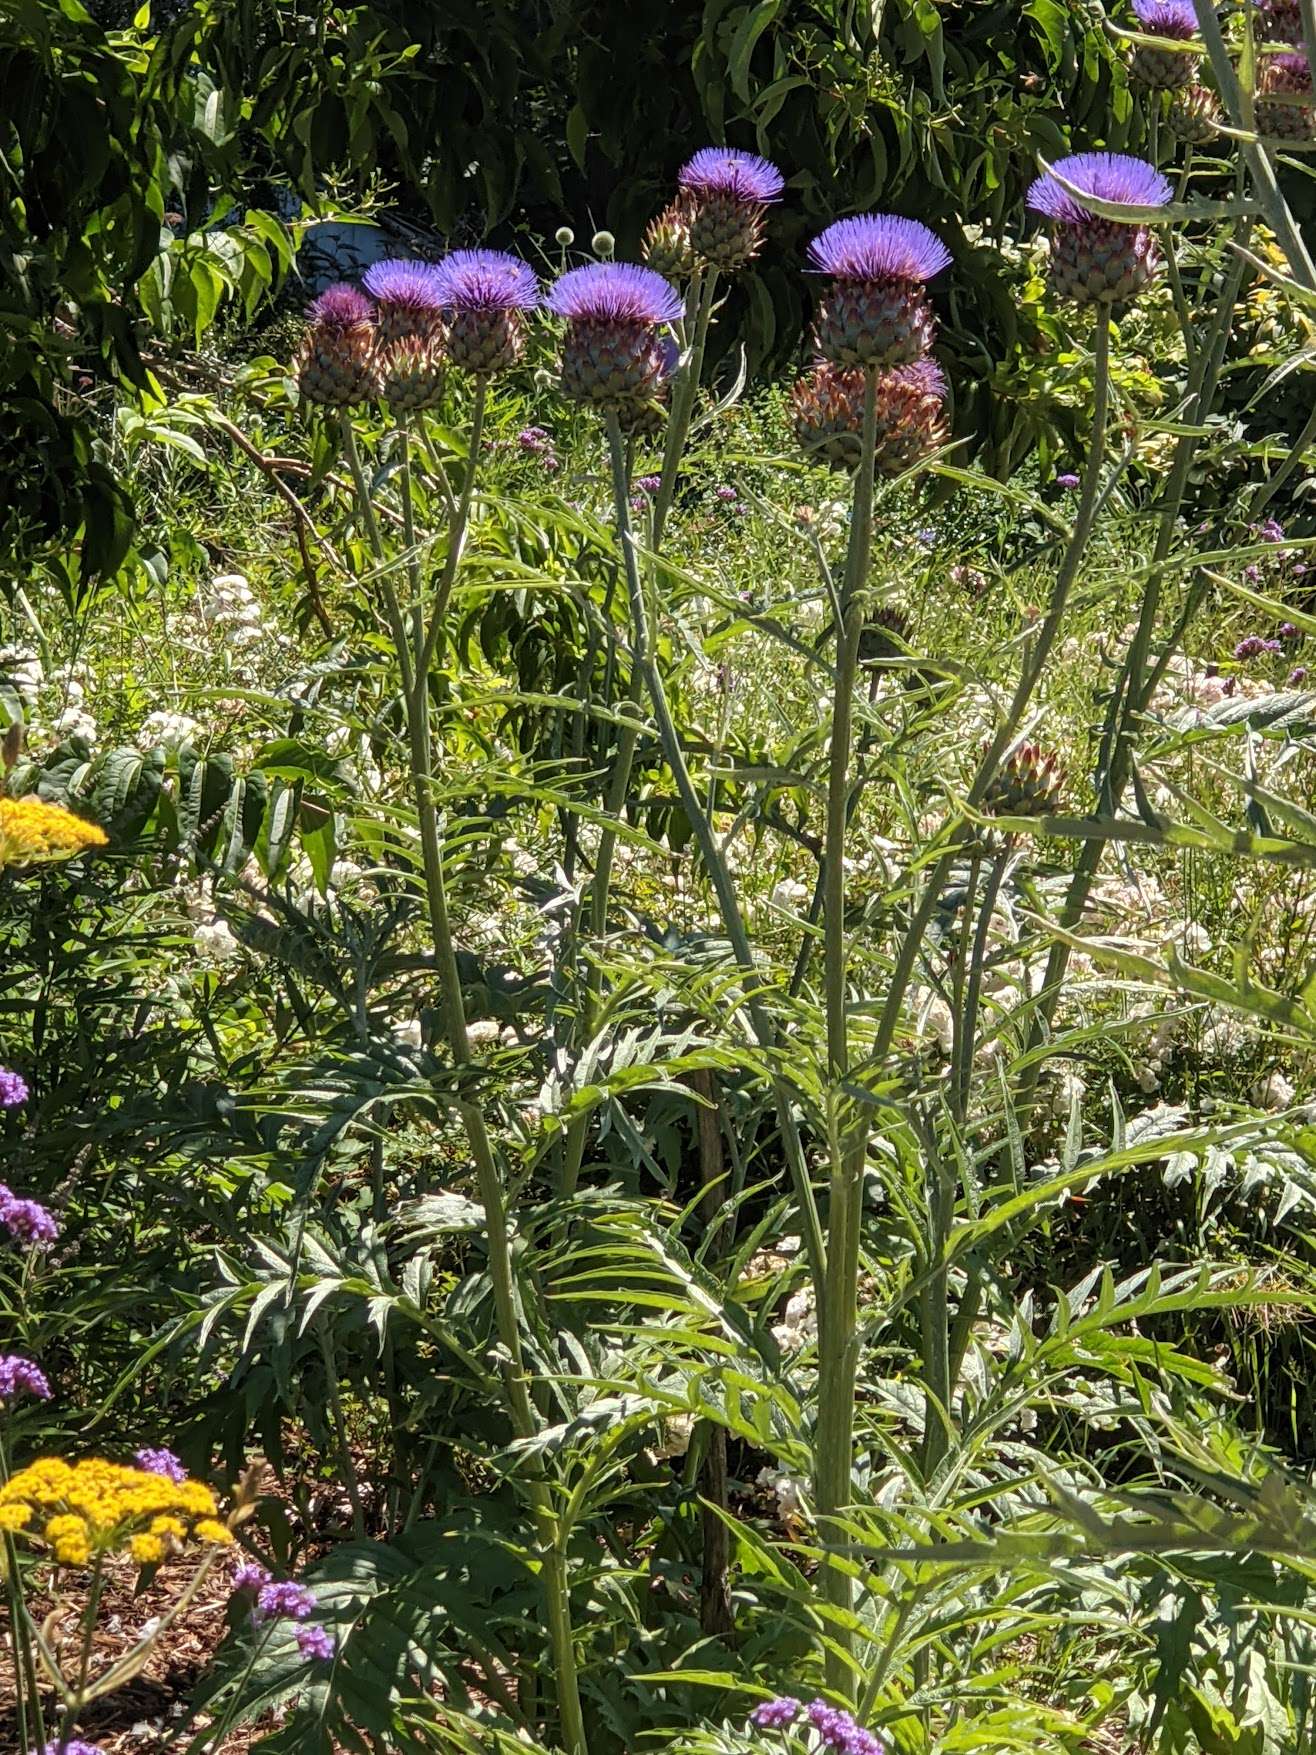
[643,192,697,281]
[1129,0,1200,88]
[1256,51,1315,140]
[361,258,446,344]
[1254,0,1305,42]
[431,247,541,375]
[678,146,784,269]
[807,213,952,367]
[546,262,683,409]
[1027,153,1172,305]
[295,285,380,407]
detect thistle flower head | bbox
[807,214,952,284]
[0,1065,28,1108]
[0,1354,51,1402]
[431,249,541,312]
[307,283,375,328]
[1132,0,1198,36]
[679,147,785,205]
[1027,153,1172,224]
[360,260,443,317]
[546,262,684,326]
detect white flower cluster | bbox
[0,645,43,708]
[138,709,200,751]
[46,663,97,744]
[197,573,268,650]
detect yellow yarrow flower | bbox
[0,1457,228,1568]
[0,796,109,869]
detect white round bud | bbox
[555,226,575,247]
[592,230,615,258]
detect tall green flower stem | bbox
[342,404,588,1755]
[871,308,1113,1073]
[559,284,722,1199]
[1021,230,1253,1082]
[814,366,880,1701]
[1,1432,47,1755]
[602,413,827,1295]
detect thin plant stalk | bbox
[814,366,880,1701]
[344,403,589,1755]
[603,412,828,1293]
[653,267,720,546]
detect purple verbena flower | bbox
[1132,0,1199,36]
[517,426,552,453]
[807,214,952,284]
[1234,633,1282,659]
[0,1354,51,1401]
[135,1447,186,1483]
[295,1622,336,1662]
[254,1578,317,1623]
[546,263,684,327]
[1,1066,31,1108]
[805,1700,886,1755]
[0,1187,58,1247]
[44,1742,104,1755]
[636,475,662,494]
[430,249,540,312]
[916,526,937,545]
[1057,471,1081,488]
[679,147,785,205]
[1243,564,1261,583]
[715,484,738,502]
[1027,153,1173,224]
[1289,666,1308,683]
[232,1559,271,1593]
[306,284,375,328]
[1257,518,1286,543]
[750,1696,802,1730]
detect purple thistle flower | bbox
[1057,471,1081,488]
[0,1353,51,1401]
[1027,153,1173,224]
[361,259,444,314]
[807,214,952,285]
[295,1622,336,1662]
[750,1696,802,1730]
[0,1066,28,1108]
[1132,0,1199,36]
[232,1559,271,1593]
[546,263,684,327]
[306,284,374,328]
[430,249,540,312]
[679,147,785,205]
[254,1578,317,1623]
[0,1186,59,1247]
[135,1447,186,1483]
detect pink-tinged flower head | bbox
[679,147,785,205]
[0,1353,51,1401]
[306,284,375,328]
[45,1742,104,1755]
[750,1696,802,1729]
[0,1185,59,1247]
[232,1558,271,1593]
[296,1623,337,1661]
[1132,0,1199,35]
[431,249,541,312]
[808,214,952,284]
[0,1066,28,1108]
[546,263,684,326]
[135,1446,186,1482]
[1027,153,1172,224]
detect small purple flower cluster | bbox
[45,1741,104,1755]
[0,1184,59,1248]
[1056,471,1081,489]
[0,1065,28,1108]
[233,1560,337,1661]
[0,1353,51,1402]
[1235,634,1284,659]
[517,426,559,471]
[749,1697,885,1754]
[135,1447,187,1483]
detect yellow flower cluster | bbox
[0,796,109,869]
[0,1458,233,1568]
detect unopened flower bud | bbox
[592,231,616,258]
[555,226,575,246]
